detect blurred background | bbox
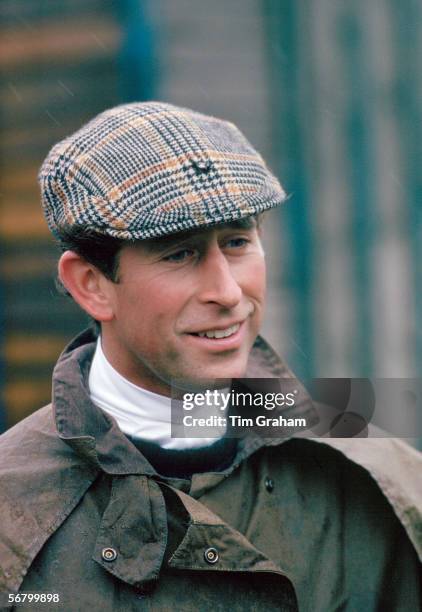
[0,0,421,435]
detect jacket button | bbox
[204,547,219,564]
[101,547,118,562]
[265,477,274,493]
[192,159,212,174]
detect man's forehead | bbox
[138,217,259,252]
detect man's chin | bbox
[170,366,248,395]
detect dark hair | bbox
[55,225,130,332]
[56,224,128,283]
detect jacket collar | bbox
[52,327,319,476]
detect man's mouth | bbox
[194,323,241,339]
[184,320,247,352]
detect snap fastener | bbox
[265,477,274,493]
[101,547,117,562]
[204,547,219,564]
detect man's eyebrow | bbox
[138,217,258,254]
[139,232,200,254]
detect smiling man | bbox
[59,217,266,394]
[0,102,421,611]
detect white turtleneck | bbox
[88,338,226,450]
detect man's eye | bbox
[163,248,195,262]
[226,237,250,248]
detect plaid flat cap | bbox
[39,101,286,240]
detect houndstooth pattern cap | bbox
[39,101,287,240]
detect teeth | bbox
[198,323,240,339]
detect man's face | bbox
[101,219,266,395]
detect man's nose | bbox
[196,246,242,308]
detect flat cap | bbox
[39,101,286,240]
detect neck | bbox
[100,327,172,395]
[88,337,226,450]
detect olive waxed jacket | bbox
[0,329,421,611]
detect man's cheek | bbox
[246,261,266,296]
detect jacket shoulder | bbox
[1,404,60,461]
[0,405,99,592]
[310,436,422,562]
[0,404,95,480]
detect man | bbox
[0,102,421,610]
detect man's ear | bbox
[58,251,115,322]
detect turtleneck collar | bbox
[88,337,226,450]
